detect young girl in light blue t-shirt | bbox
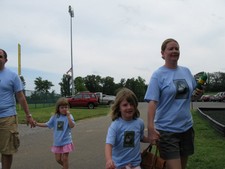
[105,88,149,169]
[35,97,75,169]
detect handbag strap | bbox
[144,144,159,154]
[154,144,160,157]
[142,144,152,154]
[151,144,160,169]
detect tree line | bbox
[21,71,225,102]
[59,74,147,101]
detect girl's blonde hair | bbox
[110,88,140,121]
[55,97,69,115]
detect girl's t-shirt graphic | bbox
[123,131,135,147]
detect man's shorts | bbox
[158,127,195,160]
[0,115,20,155]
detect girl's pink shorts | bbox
[51,143,74,153]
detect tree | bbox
[119,78,126,88]
[75,76,87,92]
[125,78,136,91]
[84,75,102,92]
[114,78,126,94]
[102,76,115,95]
[34,77,54,94]
[59,74,71,97]
[31,77,54,103]
[125,76,147,101]
[206,72,225,92]
[134,76,147,101]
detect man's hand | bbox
[26,114,36,128]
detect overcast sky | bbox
[1,0,225,93]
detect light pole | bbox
[68,5,75,96]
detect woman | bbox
[144,38,203,169]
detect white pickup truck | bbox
[95,92,116,105]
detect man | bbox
[0,49,35,169]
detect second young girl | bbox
[35,97,75,169]
[105,88,149,169]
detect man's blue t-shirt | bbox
[0,68,23,117]
[144,66,196,132]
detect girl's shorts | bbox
[117,165,141,169]
[51,143,74,153]
[158,127,195,160]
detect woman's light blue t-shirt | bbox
[144,66,196,132]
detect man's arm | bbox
[16,91,35,128]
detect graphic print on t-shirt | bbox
[57,121,64,131]
[123,131,135,147]
[173,79,189,99]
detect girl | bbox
[35,97,75,169]
[105,88,149,169]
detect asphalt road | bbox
[11,102,225,169]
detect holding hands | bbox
[148,128,160,145]
[26,114,36,128]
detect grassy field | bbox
[187,110,225,169]
[17,105,110,124]
[17,106,225,168]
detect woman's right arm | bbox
[147,101,160,144]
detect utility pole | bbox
[68,5,75,95]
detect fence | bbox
[23,90,61,109]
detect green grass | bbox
[187,110,225,169]
[17,105,110,124]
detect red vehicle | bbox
[67,92,99,109]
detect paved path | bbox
[12,103,149,169]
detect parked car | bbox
[209,95,219,102]
[200,92,225,102]
[95,92,115,105]
[200,95,212,102]
[220,92,225,102]
[67,92,99,109]
[212,92,225,102]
